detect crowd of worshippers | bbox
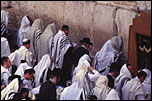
[1,10,151,100]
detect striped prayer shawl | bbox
[1,19,7,35]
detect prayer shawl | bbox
[142,69,151,100]
[37,23,55,62]
[1,78,19,100]
[60,60,91,100]
[1,10,8,35]
[34,54,51,87]
[17,16,31,47]
[122,77,145,100]
[25,19,44,63]
[114,64,132,98]
[1,37,11,58]
[17,46,33,66]
[49,30,72,70]
[8,51,21,75]
[94,36,123,75]
[1,66,11,84]
[105,89,120,100]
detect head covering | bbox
[17,15,31,47]
[94,35,123,75]
[1,37,11,58]
[1,78,19,100]
[1,10,8,35]
[105,89,120,100]
[80,38,93,45]
[50,23,57,35]
[34,54,51,87]
[22,38,30,44]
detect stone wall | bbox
[1,1,151,57]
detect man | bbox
[49,25,72,70]
[94,36,126,75]
[17,39,33,66]
[22,68,35,91]
[38,69,60,100]
[114,63,137,99]
[107,62,119,88]
[72,38,93,67]
[1,57,11,87]
[122,71,147,100]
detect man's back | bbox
[38,80,56,100]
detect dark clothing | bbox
[38,80,56,100]
[72,46,89,67]
[107,74,114,88]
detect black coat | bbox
[72,46,89,66]
[38,80,56,100]
[107,74,114,88]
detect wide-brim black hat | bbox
[80,38,93,45]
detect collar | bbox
[82,45,88,51]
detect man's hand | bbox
[88,66,94,72]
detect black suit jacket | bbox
[107,74,114,88]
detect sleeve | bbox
[2,73,9,85]
[88,70,101,81]
[136,94,145,100]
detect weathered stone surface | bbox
[145,1,151,10]
[115,9,136,58]
[136,1,146,10]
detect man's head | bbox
[137,71,147,83]
[24,69,35,80]
[61,25,69,36]
[109,62,120,77]
[1,56,11,68]
[80,38,93,50]
[127,64,137,78]
[22,39,30,49]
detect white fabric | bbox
[15,62,28,78]
[142,69,151,100]
[17,16,31,47]
[50,23,57,35]
[25,19,44,62]
[31,85,41,94]
[122,77,145,100]
[105,89,120,100]
[17,46,33,66]
[1,66,11,85]
[114,64,132,97]
[1,78,19,100]
[1,37,11,58]
[37,24,54,62]
[22,77,33,91]
[1,10,8,28]
[94,36,123,75]
[49,30,72,70]
[34,54,51,87]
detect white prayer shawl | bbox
[114,64,132,97]
[1,78,19,100]
[142,69,151,100]
[37,24,54,62]
[31,85,41,94]
[50,23,57,35]
[17,46,33,66]
[94,36,123,75]
[34,54,51,87]
[1,10,8,35]
[14,62,28,78]
[1,37,11,58]
[122,77,145,100]
[17,15,31,47]
[1,66,11,84]
[105,89,120,100]
[49,30,72,70]
[25,19,44,62]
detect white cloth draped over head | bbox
[37,23,55,62]
[17,46,33,66]
[34,54,51,87]
[114,64,132,97]
[1,10,8,35]
[72,54,91,77]
[105,89,120,100]
[1,37,11,58]
[17,15,31,47]
[94,35,123,75]
[1,78,19,100]
[142,69,151,100]
[49,30,72,70]
[60,59,91,100]
[122,77,145,100]
[1,66,11,84]
[25,19,44,62]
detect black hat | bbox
[80,38,93,45]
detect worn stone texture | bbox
[1,1,151,56]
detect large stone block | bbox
[145,1,151,10]
[115,9,136,57]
